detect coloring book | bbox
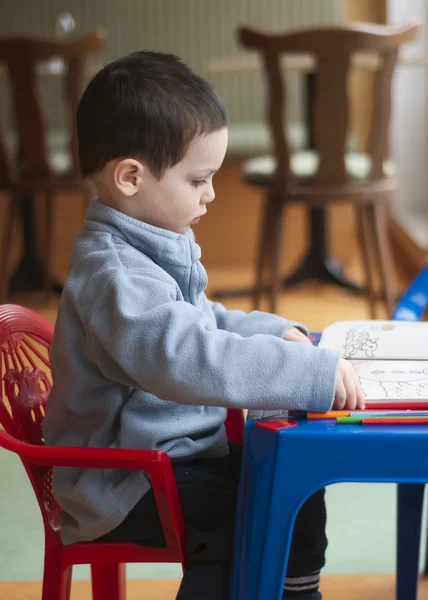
[319,321,428,407]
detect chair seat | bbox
[243,151,396,187]
[227,121,307,158]
[43,131,74,176]
[6,130,73,177]
[49,147,73,176]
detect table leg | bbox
[211,207,363,300]
[212,207,364,299]
[396,484,425,600]
[8,194,63,295]
[283,206,364,293]
[293,72,362,292]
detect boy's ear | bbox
[113,159,144,196]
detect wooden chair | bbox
[0,31,106,302]
[237,20,420,317]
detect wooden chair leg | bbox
[0,194,17,302]
[355,203,377,319]
[43,190,54,301]
[368,200,396,318]
[269,198,286,315]
[254,195,277,311]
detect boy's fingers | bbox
[344,373,357,410]
[353,372,365,409]
[284,328,311,344]
[334,380,346,409]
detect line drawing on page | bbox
[343,322,424,359]
[351,360,428,400]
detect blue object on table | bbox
[392,266,428,596]
[231,417,428,600]
[309,332,321,345]
[392,266,428,322]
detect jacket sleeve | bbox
[87,271,339,412]
[208,299,308,338]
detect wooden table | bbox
[208,53,428,299]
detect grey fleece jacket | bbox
[42,199,339,545]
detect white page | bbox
[351,359,428,402]
[319,320,428,360]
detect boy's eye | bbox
[191,179,207,187]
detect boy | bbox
[43,51,363,600]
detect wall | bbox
[387,0,428,252]
[0,0,343,135]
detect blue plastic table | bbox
[231,416,428,600]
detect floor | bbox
[4,575,428,600]
[0,161,423,597]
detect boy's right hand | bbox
[333,359,365,410]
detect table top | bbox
[207,53,428,75]
[252,415,428,436]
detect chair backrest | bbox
[0,31,106,183]
[0,304,61,531]
[238,20,419,188]
[393,266,428,321]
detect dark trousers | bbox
[97,443,327,599]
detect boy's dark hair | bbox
[77,51,228,178]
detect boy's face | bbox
[132,127,228,234]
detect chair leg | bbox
[0,194,17,302]
[424,514,428,575]
[91,563,126,600]
[396,484,425,600]
[355,204,376,319]
[41,557,72,600]
[368,200,396,318]
[43,190,54,301]
[268,198,286,315]
[253,195,278,311]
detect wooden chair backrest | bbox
[0,31,106,183]
[238,20,420,187]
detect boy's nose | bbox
[204,183,215,203]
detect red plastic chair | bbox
[0,304,245,600]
